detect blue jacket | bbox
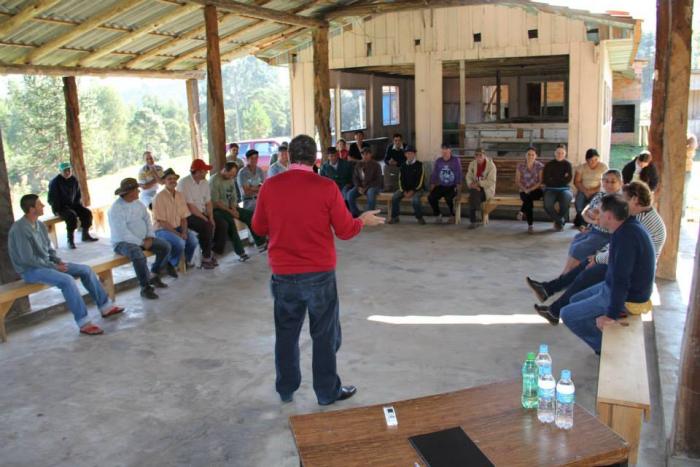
[605,217,656,319]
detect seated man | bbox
[268,142,289,177]
[348,130,365,161]
[320,147,353,198]
[389,145,425,224]
[558,194,656,353]
[560,169,622,274]
[428,144,462,224]
[48,162,98,249]
[9,194,124,336]
[151,168,199,278]
[528,181,666,325]
[108,178,171,300]
[137,151,164,209]
[178,159,218,270]
[465,148,497,228]
[347,146,382,217]
[384,133,407,167]
[237,149,266,211]
[542,144,573,231]
[210,161,268,261]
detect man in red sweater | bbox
[253,134,384,405]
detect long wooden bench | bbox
[596,314,651,465]
[42,206,108,248]
[376,192,468,224]
[0,251,154,343]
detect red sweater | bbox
[252,169,363,274]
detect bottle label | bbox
[557,392,575,404]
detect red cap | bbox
[190,159,213,172]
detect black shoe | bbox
[68,240,77,249]
[417,217,426,225]
[280,393,293,403]
[526,277,549,302]
[165,263,178,278]
[82,232,98,242]
[534,304,559,326]
[150,276,168,289]
[319,385,357,405]
[238,253,250,262]
[140,286,158,299]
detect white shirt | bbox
[178,174,211,213]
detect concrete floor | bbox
[0,218,691,466]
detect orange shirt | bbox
[151,188,190,231]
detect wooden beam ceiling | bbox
[188,0,327,28]
[77,3,200,67]
[0,62,205,80]
[216,26,305,66]
[20,0,147,65]
[0,0,62,38]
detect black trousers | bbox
[55,204,92,233]
[519,189,544,226]
[469,187,487,223]
[428,186,457,216]
[187,216,214,259]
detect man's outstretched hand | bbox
[359,210,385,227]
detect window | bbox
[382,85,400,126]
[612,105,636,133]
[254,142,277,156]
[526,81,566,117]
[340,89,367,132]
[481,85,509,121]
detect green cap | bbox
[526,352,536,360]
[58,162,71,171]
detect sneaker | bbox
[526,277,549,302]
[257,242,268,253]
[417,217,426,225]
[435,215,443,224]
[165,263,179,279]
[534,304,559,326]
[238,253,250,262]
[516,211,524,221]
[140,286,158,300]
[150,276,168,289]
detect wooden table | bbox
[289,380,629,467]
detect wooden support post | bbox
[313,25,332,161]
[204,5,226,172]
[459,60,466,149]
[186,78,203,160]
[62,76,90,207]
[0,129,29,324]
[650,0,693,280]
[334,82,341,144]
[671,221,700,459]
[496,70,502,124]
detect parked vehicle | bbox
[231,138,288,169]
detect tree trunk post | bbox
[186,78,203,160]
[62,76,90,207]
[204,5,226,172]
[651,0,693,280]
[0,129,30,318]
[313,25,332,161]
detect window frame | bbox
[381,85,400,126]
[339,88,368,133]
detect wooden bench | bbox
[43,215,63,248]
[376,192,468,224]
[596,314,651,465]
[0,251,154,343]
[42,206,108,248]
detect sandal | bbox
[79,323,104,335]
[101,306,125,318]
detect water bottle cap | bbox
[539,344,548,353]
[561,369,571,379]
[526,352,535,360]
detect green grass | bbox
[609,145,644,170]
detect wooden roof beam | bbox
[187,0,327,28]
[20,0,147,65]
[0,0,62,38]
[0,62,205,80]
[164,0,313,70]
[77,3,201,67]
[214,26,305,66]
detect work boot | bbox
[140,286,158,300]
[67,231,76,249]
[82,229,98,242]
[150,276,168,289]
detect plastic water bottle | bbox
[555,369,575,429]
[537,366,556,423]
[521,352,538,409]
[535,344,552,378]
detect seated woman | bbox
[573,148,607,229]
[561,169,623,274]
[515,147,544,234]
[465,147,496,228]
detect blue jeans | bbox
[390,190,423,219]
[347,186,379,217]
[544,263,608,318]
[560,282,610,353]
[114,239,171,288]
[22,263,111,328]
[568,229,610,262]
[544,189,573,226]
[271,271,342,405]
[155,228,197,266]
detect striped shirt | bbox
[595,207,666,264]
